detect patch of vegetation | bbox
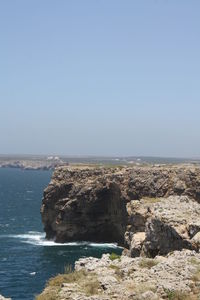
[109,252,121,261]
[109,264,124,280]
[133,283,156,295]
[139,258,159,269]
[142,197,161,204]
[128,283,199,300]
[190,257,200,288]
[103,164,125,169]
[84,278,101,296]
[48,269,89,286]
[165,289,196,300]
[35,269,101,299]
[190,258,200,266]
[35,288,58,300]
[64,264,73,274]
[191,266,200,283]
[109,264,120,270]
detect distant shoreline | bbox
[0,156,67,171]
[0,155,200,171]
[0,164,55,171]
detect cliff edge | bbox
[38,164,200,299]
[41,164,200,257]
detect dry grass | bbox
[109,264,124,280]
[191,266,200,283]
[190,258,200,266]
[35,269,100,300]
[103,164,125,169]
[109,264,119,270]
[142,197,161,204]
[35,288,58,300]
[84,279,100,296]
[139,258,159,269]
[64,264,73,274]
[125,282,199,300]
[165,289,199,300]
[135,282,156,293]
[190,257,200,290]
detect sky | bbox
[0,0,200,158]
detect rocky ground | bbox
[37,250,200,300]
[125,195,200,257]
[38,164,200,299]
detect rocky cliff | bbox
[41,164,200,257]
[38,164,200,299]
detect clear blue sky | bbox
[0,1,200,157]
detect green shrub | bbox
[109,252,121,261]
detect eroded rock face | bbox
[125,196,200,257]
[41,164,200,253]
[41,167,128,244]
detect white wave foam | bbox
[30,272,36,276]
[2,258,7,261]
[6,232,121,248]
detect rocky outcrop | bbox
[41,164,200,255]
[41,167,129,244]
[38,164,200,299]
[37,250,200,299]
[126,195,200,257]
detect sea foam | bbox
[6,231,120,248]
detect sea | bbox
[0,168,122,300]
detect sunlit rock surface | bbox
[41,164,200,256]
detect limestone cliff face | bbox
[41,167,128,244]
[41,165,200,255]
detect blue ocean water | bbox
[0,168,121,300]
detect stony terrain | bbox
[37,250,200,300]
[125,195,200,257]
[38,164,200,299]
